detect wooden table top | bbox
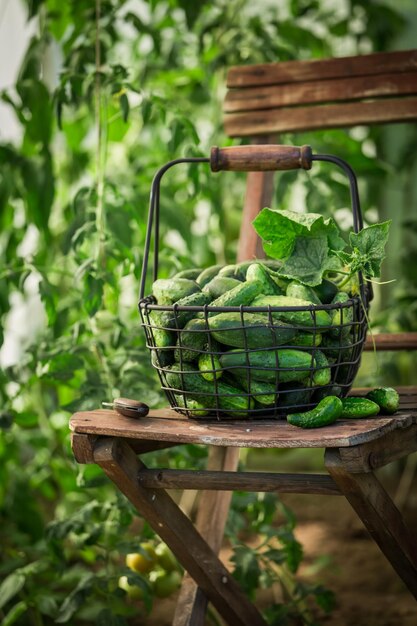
[70,387,417,450]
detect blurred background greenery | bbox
[0,0,416,624]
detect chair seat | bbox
[70,386,417,450]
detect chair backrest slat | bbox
[226,49,417,88]
[224,49,417,137]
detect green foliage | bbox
[0,0,414,624]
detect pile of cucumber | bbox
[145,260,364,419]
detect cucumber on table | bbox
[287,396,343,429]
[341,397,380,418]
[251,295,332,328]
[220,348,314,383]
[366,387,399,414]
[208,312,297,349]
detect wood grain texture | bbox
[173,446,239,626]
[325,448,417,599]
[237,137,275,261]
[226,49,417,88]
[70,408,416,449]
[364,332,417,351]
[225,72,417,113]
[210,144,312,172]
[93,438,267,626]
[138,468,341,495]
[224,97,417,137]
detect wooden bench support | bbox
[325,448,417,599]
[92,437,267,626]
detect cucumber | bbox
[196,264,223,287]
[202,276,241,299]
[209,280,263,315]
[161,291,212,329]
[147,311,176,366]
[291,332,322,347]
[152,278,200,305]
[232,376,277,406]
[251,295,332,328]
[341,397,380,418]
[278,384,312,409]
[220,349,314,383]
[313,384,343,402]
[287,396,343,428]
[173,394,209,417]
[218,264,246,281]
[208,312,297,349]
[174,318,208,362]
[366,387,399,415]
[314,279,339,304]
[198,352,223,381]
[173,268,202,280]
[312,350,331,386]
[165,364,254,417]
[286,281,322,305]
[330,292,353,337]
[321,334,353,360]
[246,263,282,295]
[263,265,290,291]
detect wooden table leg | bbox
[173,447,240,626]
[325,448,417,599]
[93,437,266,626]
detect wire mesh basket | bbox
[138,145,370,420]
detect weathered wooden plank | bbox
[227,49,417,88]
[364,332,417,351]
[225,72,417,113]
[325,448,417,599]
[138,468,341,495]
[70,408,416,449]
[224,97,417,137]
[93,438,267,626]
[337,423,417,473]
[173,446,239,626]
[237,135,275,261]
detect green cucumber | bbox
[173,268,202,280]
[341,397,380,418]
[208,312,297,349]
[174,318,208,362]
[321,334,353,360]
[286,281,322,305]
[263,265,290,291]
[218,264,246,281]
[202,276,241,299]
[287,396,343,429]
[278,384,312,409]
[161,292,212,329]
[313,385,343,402]
[246,263,282,295]
[292,332,322,347]
[314,279,339,304]
[165,364,254,417]
[148,311,176,366]
[173,394,209,417]
[220,349,314,383]
[232,376,277,406]
[330,292,353,337]
[152,278,200,305]
[198,352,223,381]
[209,280,263,315]
[196,265,223,287]
[251,295,332,328]
[366,387,399,415]
[312,350,331,387]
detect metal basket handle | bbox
[139,145,366,301]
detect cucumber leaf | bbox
[347,220,391,278]
[253,209,345,286]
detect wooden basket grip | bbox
[210,144,313,172]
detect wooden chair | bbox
[70,49,417,626]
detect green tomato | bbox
[118,576,144,600]
[152,570,182,598]
[126,542,157,574]
[155,542,180,573]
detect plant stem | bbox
[95,0,106,268]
